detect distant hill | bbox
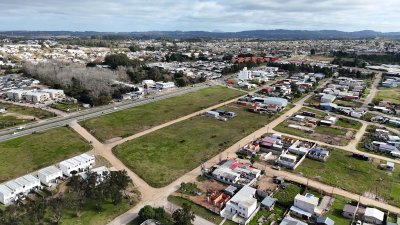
[1,29,400,40]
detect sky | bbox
[0,0,399,32]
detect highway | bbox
[0,83,210,142]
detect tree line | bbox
[332,51,400,66]
[137,204,195,225]
[0,170,137,225]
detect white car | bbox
[356,220,362,225]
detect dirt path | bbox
[362,72,382,108]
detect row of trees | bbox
[0,170,134,225]
[138,203,195,225]
[23,61,132,106]
[266,61,335,77]
[332,51,400,66]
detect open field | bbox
[373,88,400,104]
[0,102,55,119]
[0,102,55,129]
[273,183,304,207]
[296,148,400,206]
[113,104,286,187]
[0,127,91,183]
[81,86,245,142]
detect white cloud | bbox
[0,0,398,32]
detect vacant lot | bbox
[296,148,400,206]
[81,86,245,142]
[0,127,91,182]
[51,103,84,113]
[114,104,275,187]
[374,88,400,104]
[0,102,55,129]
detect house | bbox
[38,166,63,187]
[59,153,95,177]
[321,94,336,103]
[288,140,314,156]
[155,82,175,89]
[342,204,358,219]
[261,196,277,211]
[221,185,259,223]
[6,89,27,101]
[5,175,41,196]
[308,148,330,162]
[363,207,384,225]
[25,91,50,103]
[279,216,308,225]
[264,97,288,107]
[259,137,284,155]
[142,79,155,87]
[320,103,337,111]
[290,193,319,219]
[379,161,395,171]
[316,217,335,225]
[0,185,15,205]
[42,89,65,99]
[238,67,252,81]
[277,154,298,169]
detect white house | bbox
[25,91,50,103]
[277,154,298,169]
[155,82,175,89]
[363,207,384,225]
[6,174,41,195]
[38,166,63,187]
[321,94,336,103]
[59,153,95,177]
[290,193,319,219]
[142,79,155,87]
[221,185,258,224]
[42,89,65,99]
[6,89,27,101]
[0,185,15,205]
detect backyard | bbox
[81,86,245,142]
[113,104,272,187]
[0,127,91,183]
[296,148,400,206]
[324,195,351,225]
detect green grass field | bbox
[81,86,245,142]
[113,104,280,187]
[374,88,400,104]
[61,198,134,225]
[249,205,285,225]
[0,127,91,183]
[0,102,55,119]
[273,183,304,207]
[296,148,400,206]
[51,103,84,113]
[335,117,363,130]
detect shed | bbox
[317,217,335,225]
[342,204,358,219]
[364,207,384,225]
[321,94,336,103]
[224,185,237,196]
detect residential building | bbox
[221,185,258,224]
[59,153,95,177]
[280,215,308,225]
[0,185,15,205]
[38,166,63,187]
[277,154,298,169]
[363,207,384,225]
[321,94,336,103]
[290,193,319,219]
[42,89,65,99]
[155,81,175,89]
[25,91,50,103]
[5,175,41,196]
[342,204,358,219]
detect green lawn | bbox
[61,198,134,225]
[296,148,400,206]
[167,195,232,225]
[51,103,84,113]
[324,195,351,225]
[249,205,286,225]
[300,107,327,118]
[335,100,363,108]
[273,183,304,207]
[373,88,400,104]
[0,127,92,182]
[0,102,55,119]
[113,104,278,187]
[81,86,245,142]
[335,117,362,130]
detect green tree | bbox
[139,205,156,222]
[172,203,195,225]
[310,49,316,55]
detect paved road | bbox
[0,84,210,142]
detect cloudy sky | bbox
[0,0,399,32]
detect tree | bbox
[26,200,47,225]
[129,44,141,52]
[310,49,316,55]
[48,196,64,224]
[172,203,195,225]
[139,205,156,222]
